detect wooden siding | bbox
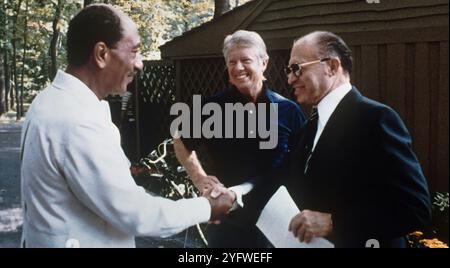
[349,41,449,192]
[161,0,448,57]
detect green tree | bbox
[1,0,252,114]
[49,0,63,79]
[19,0,28,117]
[0,1,6,116]
[1,0,11,113]
[0,51,4,116]
[11,0,22,114]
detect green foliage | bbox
[1,0,83,103]
[431,192,449,242]
[110,0,215,59]
[433,192,449,212]
[1,0,252,108]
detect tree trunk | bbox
[214,0,231,18]
[19,0,28,118]
[0,53,4,116]
[49,0,62,80]
[2,0,10,111]
[183,1,190,32]
[0,1,5,116]
[83,0,108,6]
[84,0,93,7]
[3,47,10,111]
[11,0,23,113]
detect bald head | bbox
[293,31,353,75]
[67,4,131,67]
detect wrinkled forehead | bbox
[226,44,260,59]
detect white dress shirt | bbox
[312,82,352,151]
[20,70,211,248]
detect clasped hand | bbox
[202,185,236,224]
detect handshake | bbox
[195,175,236,223]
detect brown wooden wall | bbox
[250,0,449,50]
[161,0,449,58]
[349,41,449,192]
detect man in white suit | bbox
[20,4,233,248]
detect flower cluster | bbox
[407,192,449,248]
[408,231,448,248]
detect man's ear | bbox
[93,42,108,69]
[261,58,269,72]
[329,58,341,76]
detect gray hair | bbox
[223,30,269,61]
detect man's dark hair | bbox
[314,31,353,75]
[67,4,123,67]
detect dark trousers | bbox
[206,215,273,248]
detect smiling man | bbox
[283,31,431,247]
[173,30,305,248]
[20,4,233,248]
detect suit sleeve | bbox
[332,106,431,243]
[61,119,210,238]
[375,107,431,237]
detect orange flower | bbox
[419,238,449,248]
[410,231,424,237]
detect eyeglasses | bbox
[284,58,331,77]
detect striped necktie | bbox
[303,106,318,174]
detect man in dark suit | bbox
[283,31,431,248]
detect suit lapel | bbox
[305,88,362,172]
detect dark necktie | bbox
[302,106,319,174]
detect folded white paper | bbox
[256,186,334,248]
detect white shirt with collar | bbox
[312,82,352,151]
[20,70,211,248]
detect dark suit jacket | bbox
[283,87,431,248]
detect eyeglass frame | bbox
[284,57,331,77]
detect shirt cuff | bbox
[197,196,212,222]
[228,182,254,211]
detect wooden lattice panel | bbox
[179,58,228,103]
[137,60,176,156]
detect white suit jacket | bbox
[20,70,210,248]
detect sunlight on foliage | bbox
[0,0,252,106]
